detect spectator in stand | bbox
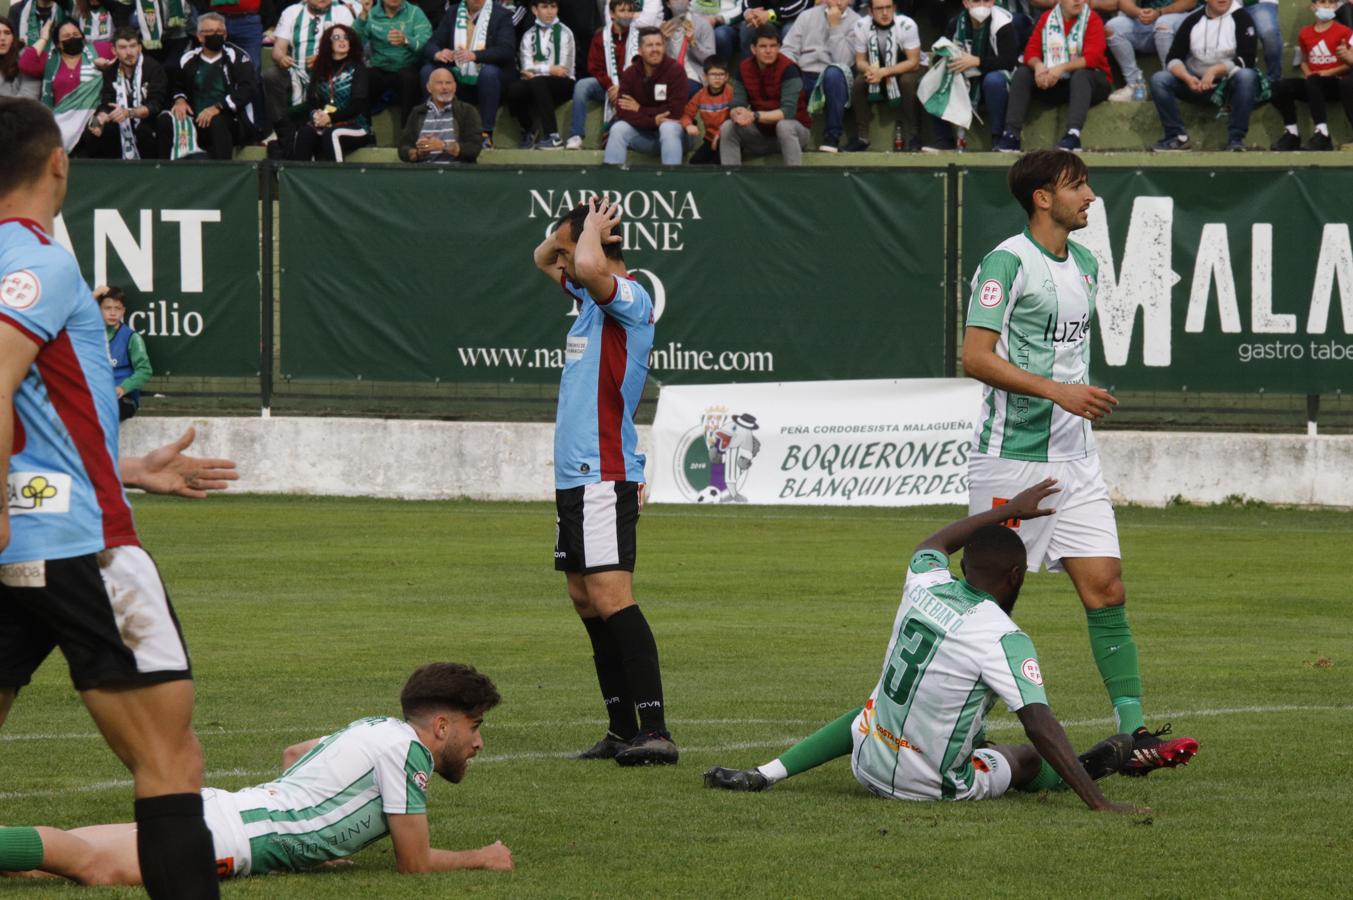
[1270,0,1352,152]
[160,13,257,159]
[262,0,353,148]
[604,25,688,163]
[399,63,484,161]
[781,0,859,152]
[20,18,115,152]
[9,0,66,50]
[740,0,806,55]
[565,0,636,149]
[720,25,812,165]
[354,0,430,125]
[507,0,575,147]
[289,22,372,159]
[71,0,118,45]
[1103,0,1197,103]
[215,0,267,77]
[89,26,165,158]
[844,0,921,152]
[996,0,1110,152]
[926,0,1019,150]
[1,21,43,98]
[96,286,152,422]
[1246,0,1281,81]
[692,0,739,63]
[1148,0,1258,152]
[121,0,191,66]
[662,0,714,97]
[424,0,515,147]
[681,54,730,162]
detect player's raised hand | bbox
[585,196,623,245]
[1005,478,1060,521]
[477,840,514,871]
[1054,383,1118,421]
[124,426,239,498]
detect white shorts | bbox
[968,451,1120,574]
[849,710,1013,801]
[201,788,252,879]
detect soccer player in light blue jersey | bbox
[533,197,676,766]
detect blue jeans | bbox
[224,13,263,75]
[603,119,688,165]
[932,69,1010,141]
[570,76,606,139]
[800,67,848,141]
[1150,67,1258,142]
[712,24,736,62]
[1246,3,1282,80]
[420,63,505,131]
[1105,11,1190,86]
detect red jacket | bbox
[616,54,688,129]
[587,26,629,90]
[735,53,810,131]
[1023,9,1111,80]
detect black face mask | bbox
[203,34,226,51]
[60,36,85,55]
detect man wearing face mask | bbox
[926,0,1019,150]
[160,13,257,159]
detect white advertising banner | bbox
[648,379,983,507]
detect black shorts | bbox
[555,481,640,574]
[0,546,192,692]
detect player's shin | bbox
[134,793,219,899]
[0,827,44,872]
[583,615,638,740]
[603,605,667,734]
[1085,605,1146,733]
[764,706,863,783]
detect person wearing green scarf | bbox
[843,0,921,152]
[18,18,114,151]
[10,0,67,50]
[353,0,430,123]
[505,0,575,147]
[926,0,1018,150]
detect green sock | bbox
[778,706,863,777]
[1086,605,1146,733]
[1017,759,1065,793]
[0,827,44,871]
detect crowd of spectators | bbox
[1,0,1350,161]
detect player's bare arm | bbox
[916,478,1060,556]
[0,323,42,553]
[571,197,625,298]
[962,326,1118,421]
[533,228,566,280]
[1016,703,1148,815]
[387,813,514,873]
[281,737,323,769]
[119,426,239,499]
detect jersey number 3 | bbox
[882,618,941,706]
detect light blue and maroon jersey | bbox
[0,217,138,563]
[554,272,654,489]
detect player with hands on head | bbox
[706,479,1148,814]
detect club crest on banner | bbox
[672,406,762,503]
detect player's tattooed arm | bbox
[0,323,42,553]
[915,478,1060,556]
[1016,703,1148,815]
[388,813,514,873]
[962,326,1119,422]
[119,426,239,499]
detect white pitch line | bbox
[983,703,1353,732]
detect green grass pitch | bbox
[2,496,1351,898]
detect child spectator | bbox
[507,0,576,148]
[97,286,152,422]
[681,55,730,163]
[1270,0,1353,152]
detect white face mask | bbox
[1314,7,1337,21]
[968,4,992,22]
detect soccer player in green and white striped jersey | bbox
[705,479,1145,812]
[0,663,514,886]
[961,150,1197,776]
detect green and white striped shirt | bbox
[234,716,433,874]
[967,228,1099,462]
[853,549,1047,801]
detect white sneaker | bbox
[1108,83,1139,103]
[565,135,584,150]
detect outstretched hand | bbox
[124,426,239,498]
[584,196,623,246]
[1003,478,1060,521]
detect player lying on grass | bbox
[0,663,514,885]
[706,480,1151,813]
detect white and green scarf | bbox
[78,6,115,42]
[1039,2,1086,76]
[133,0,186,50]
[452,1,492,84]
[531,22,563,65]
[112,55,145,159]
[807,61,852,114]
[288,5,333,107]
[166,111,202,159]
[919,38,974,128]
[601,18,637,122]
[41,43,102,150]
[866,22,902,106]
[18,0,65,48]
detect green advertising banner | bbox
[961,167,1353,395]
[277,166,948,384]
[60,161,261,377]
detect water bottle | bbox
[893,123,904,152]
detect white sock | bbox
[756,759,789,783]
[1068,128,1081,137]
[1316,123,1330,136]
[1285,124,1299,135]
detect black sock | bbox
[583,616,638,741]
[134,793,220,900]
[604,604,667,734]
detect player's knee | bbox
[1083,578,1126,609]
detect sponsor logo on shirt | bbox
[566,335,588,362]
[0,269,41,310]
[1021,658,1043,685]
[0,560,46,588]
[7,472,72,514]
[978,279,1003,308]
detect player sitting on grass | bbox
[706,480,1150,813]
[0,663,514,885]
